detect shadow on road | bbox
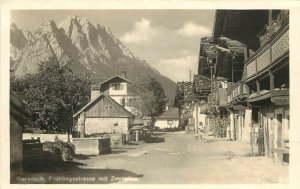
[152,132,166,136]
[144,136,165,143]
[74,154,95,160]
[110,149,127,154]
[14,160,143,184]
[125,141,139,145]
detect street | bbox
[7,9,293,188]
[74,131,288,184]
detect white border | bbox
[1,0,300,189]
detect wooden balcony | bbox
[247,90,271,103]
[245,24,289,82]
[227,82,248,104]
[271,88,289,105]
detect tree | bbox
[132,76,168,131]
[11,57,91,134]
[173,85,184,108]
[200,94,228,137]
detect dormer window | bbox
[111,83,124,90]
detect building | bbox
[174,81,195,128]
[205,10,289,160]
[242,10,289,158]
[91,73,137,115]
[193,74,211,99]
[155,108,180,130]
[10,92,32,180]
[73,93,134,137]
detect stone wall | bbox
[73,138,111,155]
[23,133,71,142]
[85,117,129,135]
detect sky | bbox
[11,10,215,82]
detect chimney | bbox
[121,71,126,78]
[91,84,101,100]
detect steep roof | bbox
[157,108,179,120]
[194,74,211,81]
[73,93,134,118]
[99,75,132,86]
[216,76,229,81]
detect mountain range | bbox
[10,15,176,100]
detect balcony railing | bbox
[257,20,281,46]
[245,24,289,81]
[227,82,249,104]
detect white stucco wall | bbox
[242,108,252,143]
[282,109,289,140]
[155,119,179,129]
[192,105,207,127]
[85,117,129,135]
[229,112,234,140]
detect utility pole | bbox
[210,66,213,94]
[195,105,199,134]
[189,70,192,83]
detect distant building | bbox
[193,74,211,98]
[155,108,180,129]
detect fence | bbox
[23,133,72,143]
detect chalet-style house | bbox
[198,10,289,162]
[73,73,136,137]
[73,94,134,137]
[155,108,180,130]
[90,73,137,115]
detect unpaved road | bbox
[17,131,288,184]
[76,131,288,184]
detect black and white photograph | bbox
[1,0,299,188]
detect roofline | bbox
[104,94,135,117]
[73,93,134,118]
[157,108,180,119]
[157,117,179,120]
[194,74,211,81]
[99,75,132,86]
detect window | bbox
[168,120,173,125]
[121,98,126,107]
[111,83,124,90]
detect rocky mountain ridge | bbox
[10,15,176,100]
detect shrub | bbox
[43,141,75,161]
[211,116,229,138]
